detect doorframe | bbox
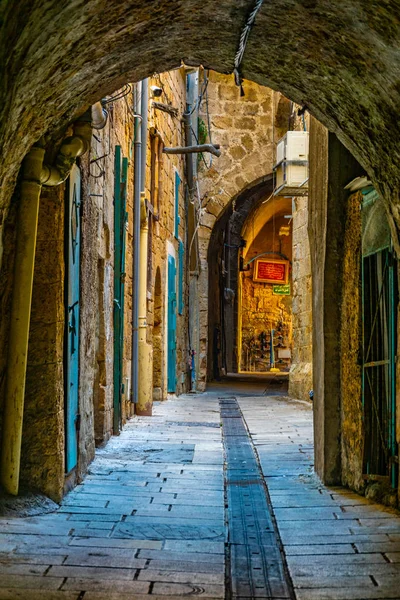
[166,241,177,393]
[64,163,82,476]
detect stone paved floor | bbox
[0,385,400,599]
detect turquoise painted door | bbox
[113,146,128,433]
[167,254,177,392]
[66,164,81,473]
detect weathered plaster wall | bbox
[289,197,313,401]
[21,186,65,502]
[340,191,363,492]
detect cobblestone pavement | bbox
[0,385,400,599]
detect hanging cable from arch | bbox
[233,0,265,96]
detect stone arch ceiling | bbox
[242,196,293,260]
[1,0,400,220]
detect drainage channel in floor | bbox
[220,397,295,600]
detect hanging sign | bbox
[253,259,289,284]
[273,283,291,295]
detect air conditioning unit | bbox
[274,131,309,196]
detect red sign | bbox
[254,259,289,284]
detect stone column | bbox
[289,196,313,401]
[308,117,361,485]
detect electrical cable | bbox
[103,84,132,105]
[233,0,265,94]
[204,71,213,168]
[189,70,209,116]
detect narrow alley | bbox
[1,385,400,599]
[2,3,400,599]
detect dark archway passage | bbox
[207,176,273,379]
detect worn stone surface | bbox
[238,392,400,600]
[21,186,65,502]
[289,196,313,401]
[340,191,363,493]
[308,118,362,485]
[2,385,400,597]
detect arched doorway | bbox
[207,176,274,380]
[238,196,293,374]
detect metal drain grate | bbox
[220,398,294,599]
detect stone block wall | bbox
[21,186,65,501]
[80,96,134,456]
[289,196,313,401]
[340,192,363,492]
[195,72,276,388]
[144,69,188,399]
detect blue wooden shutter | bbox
[175,170,181,239]
[167,254,177,392]
[178,239,184,315]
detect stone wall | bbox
[340,192,363,492]
[309,116,363,485]
[2,3,400,470]
[195,72,276,387]
[0,72,191,499]
[145,69,188,399]
[21,186,65,501]
[289,197,313,401]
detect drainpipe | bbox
[1,107,105,496]
[185,71,200,392]
[0,147,45,495]
[137,78,153,416]
[132,82,142,408]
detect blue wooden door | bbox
[113,147,128,433]
[66,164,81,473]
[167,254,177,392]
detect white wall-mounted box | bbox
[274,131,309,196]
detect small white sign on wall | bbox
[278,348,291,359]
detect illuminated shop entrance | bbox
[238,197,293,373]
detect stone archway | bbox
[1,1,400,223]
[1,0,400,492]
[207,176,274,380]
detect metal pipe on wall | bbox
[131,81,142,406]
[0,146,45,495]
[0,107,102,494]
[137,78,153,415]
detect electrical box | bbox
[274,131,309,196]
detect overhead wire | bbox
[103,84,133,105]
[233,0,265,94]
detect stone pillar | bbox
[308,117,361,485]
[289,196,313,400]
[21,186,65,502]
